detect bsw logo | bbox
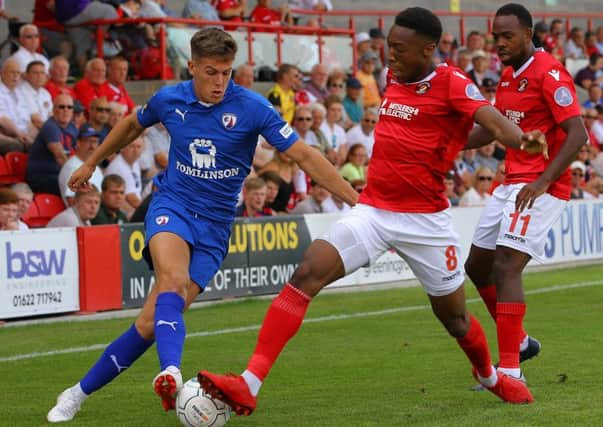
[156,320,179,331]
[175,108,188,121]
[110,354,129,373]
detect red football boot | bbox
[198,371,257,416]
[472,367,534,404]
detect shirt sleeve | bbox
[447,70,490,117]
[541,66,581,125]
[137,90,163,128]
[256,96,299,152]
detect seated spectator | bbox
[533,20,563,61]
[464,30,485,56]
[355,32,371,59]
[564,26,588,60]
[570,160,588,199]
[0,188,20,231]
[291,180,331,214]
[592,105,603,148]
[467,50,498,87]
[0,59,34,153]
[480,77,497,104]
[212,0,246,28]
[339,143,367,183]
[289,0,332,27]
[91,174,128,225]
[583,84,602,109]
[33,0,73,59]
[475,142,500,173]
[434,31,455,66]
[368,28,385,76]
[342,76,363,125]
[233,64,254,89]
[26,94,78,195]
[320,95,347,166]
[58,125,103,206]
[309,102,336,163]
[74,58,112,112]
[9,24,50,73]
[19,60,53,129]
[459,166,494,207]
[87,97,112,142]
[356,51,381,108]
[292,105,319,147]
[455,48,472,73]
[236,176,275,217]
[346,107,377,159]
[250,0,292,28]
[111,0,157,52]
[105,137,144,216]
[266,64,301,124]
[73,100,87,129]
[489,160,506,195]
[103,56,135,114]
[484,33,501,74]
[585,31,600,58]
[46,56,76,100]
[326,69,346,100]
[303,63,329,104]
[257,151,298,213]
[47,185,101,227]
[258,170,280,212]
[444,171,460,207]
[12,183,34,230]
[574,53,603,90]
[108,102,127,128]
[597,26,603,55]
[143,123,171,172]
[182,0,220,20]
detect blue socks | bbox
[154,292,186,371]
[80,324,154,395]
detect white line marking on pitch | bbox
[1,280,601,363]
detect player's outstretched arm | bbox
[284,140,359,207]
[68,113,145,192]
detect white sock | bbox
[478,365,498,388]
[241,370,262,397]
[498,367,522,379]
[71,383,88,401]
[519,335,529,352]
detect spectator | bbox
[74,58,112,112]
[585,31,600,57]
[46,56,76,100]
[11,183,33,230]
[91,174,128,225]
[444,171,460,207]
[289,0,332,27]
[26,94,78,196]
[9,24,50,73]
[108,102,127,128]
[339,143,367,183]
[596,26,603,55]
[355,32,371,58]
[570,160,587,199]
[574,53,603,90]
[346,107,377,159]
[58,124,103,206]
[565,26,588,60]
[320,95,347,166]
[489,160,506,195]
[291,180,331,214]
[548,19,566,61]
[356,51,381,108]
[474,142,499,172]
[266,64,301,124]
[233,64,254,89]
[326,70,346,99]
[104,56,135,114]
[87,97,112,142]
[582,108,601,148]
[73,100,87,128]
[47,185,101,227]
[480,77,497,104]
[308,102,336,163]
[467,50,498,87]
[368,27,386,77]
[583,85,602,109]
[592,105,603,148]
[459,166,494,207]
[292,105,318,147]
[143,123,171,172]
[212,0,246,28]
[303,63,329,104]
[33,0,73,59]
[19,60,53,130]
[250,0,292,28]
[483,32,502,74]
[465,30,485,54]
[258,170,280,212]
[455,48,472,73]
[111,0,157,52]
[182,0,220,20]
[0,188,20,231]
[342,76,363,125]
[54,0,118,74]
[532,21,549,50]
[434,31,455,65]
[0,59,33,153]
[105,137,144,216]
[236,176,274,217]
[257,151,298,213]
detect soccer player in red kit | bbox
[199,7,548,413]
[464,3,588,388]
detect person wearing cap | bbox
[570,160,588,199]
[479,77,497,104]
[342,76,363,124]
[73,100,87,129]
[355,32,371,58]
[368,27,385,76]
[467,49,499,87]
[25,93,78,196]
[58,125,104,206]
[355,50,381,108]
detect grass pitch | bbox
[1,264,602,426]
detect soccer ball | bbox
[176,377,231,427]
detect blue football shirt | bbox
[137,80,298,222]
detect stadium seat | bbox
[21,199,42,228]
[31,193,66,227]
[0,155,19,185]
[5,152,28,183]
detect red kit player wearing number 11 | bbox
[199,7,549,414]
[464,3,588,388]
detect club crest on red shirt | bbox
[416,81,431,95]
[518,78,528,92]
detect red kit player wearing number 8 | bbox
[199,7,550,414]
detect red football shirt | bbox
[360,65,490,213]
[495,50,580,200]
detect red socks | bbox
[496,302,526,369]
[456,314,493,378]
[247,284,311,380]
[479,285,528,341]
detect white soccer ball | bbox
[176,377,231,427]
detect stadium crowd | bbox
[0,0,602,231]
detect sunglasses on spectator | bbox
[95,107,111,113]
[296,116,312,121]
[477,176,493,181]
[330,83,344,88]
[56,104,74,110]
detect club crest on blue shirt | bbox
[222,113,237,129]
[518,78,528,92]
[416,81,431,95]
[155,215,169,225]
[465,83,485,101]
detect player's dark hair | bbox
[394,7,442,43]
[495,3,533,29]
[190,27,237,61]
[102,174,126,191]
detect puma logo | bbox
[175,108,187,121]
[109,354,129,373]
[156,319,178,331]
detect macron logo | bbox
[156,320,178,331]
[109,354,129,373]
[548,70,560,81]
[175,108,187,121]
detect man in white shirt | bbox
[345,107,377,159]
[18,60,53,129]
[9,24,50,73]
[58,125,104,206]
[0,58,33,153]
[47,185,101,227]
[11,182,33,230]
[105,137,144,216]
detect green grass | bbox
[1,265,602,426]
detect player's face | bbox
[387,25,435,83]
[492,15,532,67]
[189,56,234,104]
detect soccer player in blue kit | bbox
[47,27,358,423]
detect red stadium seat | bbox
[21,198,43,228]
[31,193,66,227]
[5,152,28,182]
[0,155,18,185]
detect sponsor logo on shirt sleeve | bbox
[553,87,573,107]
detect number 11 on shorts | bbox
[509,212,531,236]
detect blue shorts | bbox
[143,192,231,289]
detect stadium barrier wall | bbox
[1,199,602,318]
